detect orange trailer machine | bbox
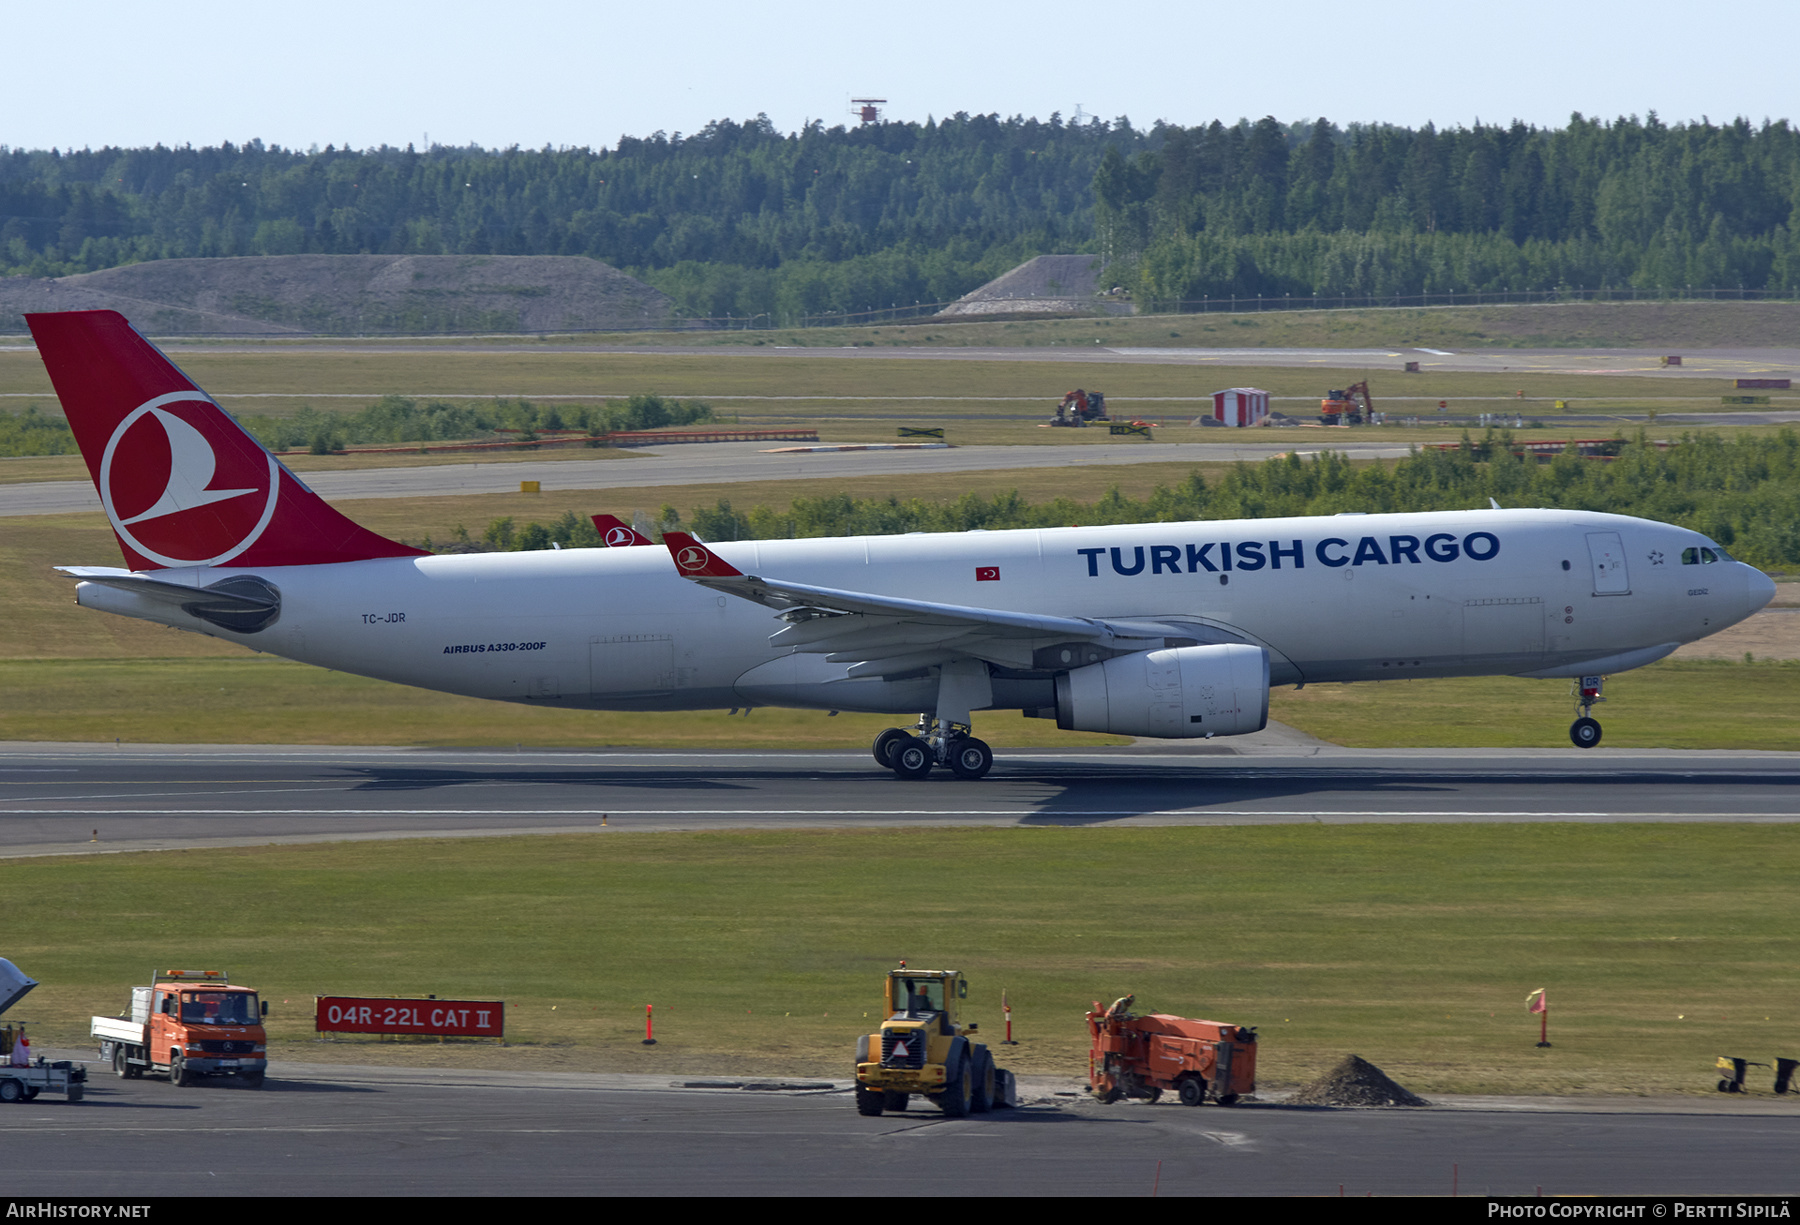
[1086,993,1257,1106]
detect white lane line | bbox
[2,808,1796,819]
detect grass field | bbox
[1,348,1784,421]
[0,656,1125,748]
[7,824,1795,1095]
[1268,660,1800,751]
[0,654,1789,751]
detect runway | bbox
[3,742,1797,858]
[4,1058,1795,1197]
[20,338,1793,378]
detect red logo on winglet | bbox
[976,566,1000,581]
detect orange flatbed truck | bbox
[92,970,268,1088]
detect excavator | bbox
[1319,381,1373,426]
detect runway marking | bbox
[4,808,1798,818]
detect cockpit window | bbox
[1682,547,1720,565]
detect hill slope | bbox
[0,255,677,335]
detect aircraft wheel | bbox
[1178,1077,1206,1107]
[854,1085,885,1116]
[1570,717,1602,749]
[892,737,934,780]
[871,728,909,769]
[947,737,993,780]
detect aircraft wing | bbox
[659,532,1207,676]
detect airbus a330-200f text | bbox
[28,310,1775,778]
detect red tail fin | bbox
[27,310,426,570]
[591,513,655,547]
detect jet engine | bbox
[1054,643,1269,738]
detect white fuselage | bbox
[75,508,1773,725]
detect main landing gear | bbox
[1569,675,1605,749]
[872,719,993,781]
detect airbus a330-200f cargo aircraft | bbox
[28,310,1776,780]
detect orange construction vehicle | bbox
[1051,388,1109,426]
[1319,381,1373,425]
[1086,993,1257,1106]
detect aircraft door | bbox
[1586,532,1631,595]
[589,634,676,695]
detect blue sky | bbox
[7,0,1793,151]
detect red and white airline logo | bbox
[605,526,638,547]
[976,566,1000,581]
[100,393,281,567]
[676,545,712,572]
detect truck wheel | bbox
[170,1054,191,1088]
[940,1055,973,1117]
[22,1088,39,1101]
[881,1091,909,1112]
[1218,1093,1240,1107]
[114,1047,131,1079]
[240,1071,265,1089]
[970,1048,995,1113]
[1179,1077,1206,1107]
[0,1079,22,1103]
[854,1085,885,1116]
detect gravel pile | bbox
[1289,1055,1430,1107]
[939,254,1131,317]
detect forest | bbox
[4,112,1799,320]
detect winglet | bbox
[591,514,655,547]
[661,531,743,578]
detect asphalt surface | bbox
[3,742,1798,858]
[4,1056,1796,1197]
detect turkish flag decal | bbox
[976,566,1000,581]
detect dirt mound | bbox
[0,254,677,335]
[939,254,1132,318]
[1289,1055,1430,1107]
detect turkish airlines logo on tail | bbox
[605,526,638,547]
[676,545,713,572]
[100,393,281,567]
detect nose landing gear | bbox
[1569,675,1605,748]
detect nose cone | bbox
[1747,566,1777,614]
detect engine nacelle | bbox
[1055,644,1269,738]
